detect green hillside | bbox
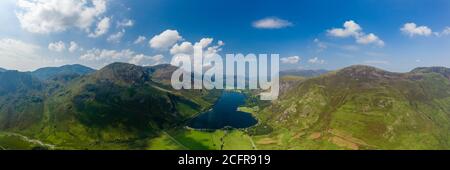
[2,64,450,150]
[0,63,220,149]
[253,65,450,150]
[31,64,95,80]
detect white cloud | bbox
[356,33,384,46]
[170,38,220,56]
[218,40,225,46]
[170,38,223,55]
[48,41,66,52]
[308,57,325,64]
[252,17,293,29]
[68,41,79,52]
[16,0,107,34]
[0,38,47,71]
[328,20,361,37]
[440,27,450,36]
[170,41,194,55]
[149,29,182,50]
[88,17,110,38]
[117,19,134,28]
[134,36,146,44]
[170,38,224,67]
[195,38,213,48]
[400,23,432,37]
[328,20,384,46]
[129,54,164,66]
[80,48,166,68]
[204,40,224,58]
[400,24,450,37]
[107,29,125,43]
[280,56,300,64]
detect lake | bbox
[188,92,258,129]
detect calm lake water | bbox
[189,92,257,129]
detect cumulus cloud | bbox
[170,38,224,67]
[252,17,293,29]
[328,20,361,37]
[169,38,217,56]
[205,40,225,58]
[107,30,125,43]
[48,41,66,52]
[134,36,146,44]
[280,56,300,64]
[328,20,384,46]
[196,38,214,48]
[170,42,194,55]
[308,57,325,64]
[16,0,107,34]
[400,23,432,37]
[356,33,384,46]
[68,41,79,52]
[80,48,165,68]
[149,29,182,50]
[442,27,450,36]
[88,17,111,38]
[400,23,450,37]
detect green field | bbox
[0,132,52,150]
[146,129,255,150]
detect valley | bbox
[1,63,450,150]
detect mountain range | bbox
[280,69,329,78]
[1,63,450,150]
[254,65,450,149]
[0,63,220,149]
[31,64,96,80]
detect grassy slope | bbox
[0,63,221,149]
[146,129,254,150]
[252,66,450,150]
[3,64,450,150]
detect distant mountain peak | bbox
[336,65,400,80]
[32,64,95,80]
[411,66,450,79]
[340,65,382,72]
[94,62,149,84]
[280,69,329,78]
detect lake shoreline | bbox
[187,91,258,130]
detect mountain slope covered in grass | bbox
[0,70,44,131]
[253,65,450,150]
[0,63,220,149]
[31,64,95,80]
[2,63,450,150]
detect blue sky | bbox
[1,0,450,72]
